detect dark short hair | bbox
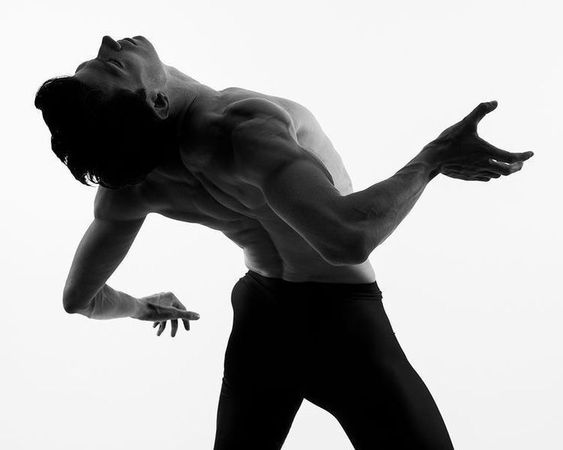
[34,76,176,189]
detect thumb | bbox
[463,101,498,128]
[169,306,200,320]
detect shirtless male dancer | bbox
[35,35,533,449]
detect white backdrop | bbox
[1,1,561,449]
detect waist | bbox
[244,256,376,284]
[244,269,383,300]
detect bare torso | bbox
[121,86,376,283]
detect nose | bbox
[101,35,121,51]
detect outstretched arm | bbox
[230,100,534,266]
[345,101,533,253]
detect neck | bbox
[163,65,218,138]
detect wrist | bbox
[414,146,443,181]
[129,297,143,319]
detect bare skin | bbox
[62,35,533,336]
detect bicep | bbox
[263,158,358,262]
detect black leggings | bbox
[213,270,454,449]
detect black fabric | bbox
[213,270,454,450]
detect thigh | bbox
[214,276,304,450]
[214,375,303,450]
[304,297,454,450]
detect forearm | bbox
[345,149,440,256]
[67,284,140,320]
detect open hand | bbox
[134,292,199,337]
[423,101,534,181]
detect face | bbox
[74,35,166,97]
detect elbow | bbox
[63,297,80,314]
[62,286,77,313]
[63,299,92,316]
[322,230,371,266]
[62,288,88,315]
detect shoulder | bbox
[224,97,297,134]
[94,184,149,222]
[223,98,304,186]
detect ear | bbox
[147,90,170,120]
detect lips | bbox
[120,37,138,46]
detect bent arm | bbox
[345,152,438,258]
[63,186,147,319]
[63,216,146,319]
[230,104,439,266]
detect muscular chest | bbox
[176,121,272,219]
[143,97,352,225]
[142,137,272,226]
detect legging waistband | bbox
[244,270,383,300]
